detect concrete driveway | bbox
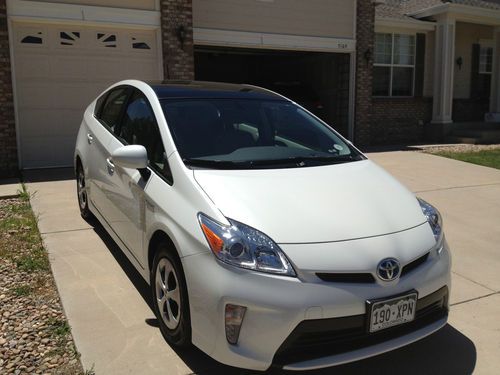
[24,151,500,374]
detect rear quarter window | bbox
[96,87,130,133]
[94,93,108,118]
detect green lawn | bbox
[433,149,500,170]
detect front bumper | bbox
[182,237,451,371]
[277,286,448,370]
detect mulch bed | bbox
[421,144,500,154]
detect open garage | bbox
[194,47,351,137]
[192,0,357,139]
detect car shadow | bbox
[91,220,476,375]
[22,167,75,183]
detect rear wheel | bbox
[76,164,93,221]
[151,243,191,347]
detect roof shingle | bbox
[376,0,500,20]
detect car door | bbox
[87,86,131,215]
[100,89,167,266]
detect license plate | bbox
[368,293,417,333]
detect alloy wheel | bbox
[77,169,87,211]
[155,258,181,330]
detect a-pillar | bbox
[432,15,456,125]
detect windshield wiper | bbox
[247,154,357,166]
[183,154,359,169]
[183,158,251,169]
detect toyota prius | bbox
[74,80,451,371]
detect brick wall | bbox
[371,98,432,145]
[160,0,195,80]
[354,0,375,146]
[0,0,17,177]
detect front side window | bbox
[161,99,362,169]
[98,87,129,132]
[118,91,168,178]
[479,45,493,74]
[373,33,415,97]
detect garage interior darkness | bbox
[194,47,351,137]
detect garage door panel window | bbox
[20,31,44,46]
[60,31,81,46]
[373,33,415,97]
[97,87,130,133]
[131,36,152,50]
[97,33,117,48]
[118,92,169,180]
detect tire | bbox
[151,243,191,347]
[76,163,94,222]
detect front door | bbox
[100,89,166,266]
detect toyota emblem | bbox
[377,258,401,281]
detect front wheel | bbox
[151,244,191,347]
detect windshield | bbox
[161,99,363,169]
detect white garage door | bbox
[12,22,162,168]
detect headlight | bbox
[198,213,296,277]
[418,198,443,243]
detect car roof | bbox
[148,80,287,101]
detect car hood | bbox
[193,160,427,244]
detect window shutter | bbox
[470,43,481,99]
[414,33,426,97]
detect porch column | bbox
[432,15,456,124]
[490,27,500,114]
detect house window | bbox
[373,33,416,97]
[479,45,493,74]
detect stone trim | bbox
[159,0,194,80]
[354,0,375,146]
[0,0,17,177]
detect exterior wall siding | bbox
[192,0,355,39]
[454,22,494,99]
[160,0,194,80]
[354,0,374,146]
[0,0,17,177]
[371,98,432,145]
[28,0,156,10]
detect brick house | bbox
[373,0,500,144]
[0,0,499,176]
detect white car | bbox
[74,80,451,371]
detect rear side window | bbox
[97,87,129,133]
[94,94,107,117]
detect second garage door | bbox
[12,22,162,168]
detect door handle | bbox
[106,157,115,175]
[87,133,94,145]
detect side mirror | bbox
[112,145,148,170]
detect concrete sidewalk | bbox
[24,152,500,374]
[0,178,21,199]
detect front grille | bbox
[316,273,375,283]
[316,252,431,284]
[401,252,430,277]
[273,286,449,367]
